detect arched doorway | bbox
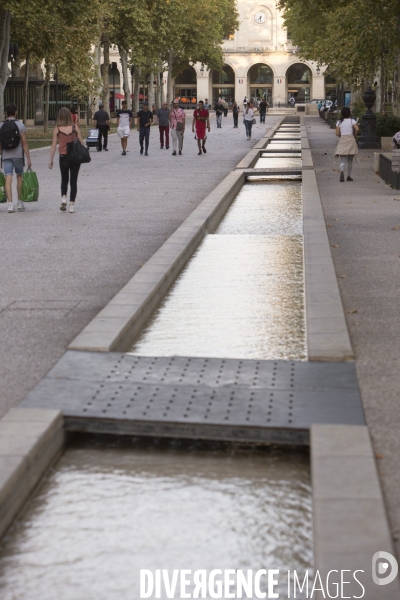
[174,66,197,105]
[248,63,273,104]
[286,63,311,103]
[212,65,235,105]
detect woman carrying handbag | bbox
[49,107,84,212]
[335,106,359,182]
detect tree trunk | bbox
[102,36,110,114]
[156,72,161,108]
[148,71,154,110]
[134,68,140,114]
[119,47,130,102]
[0,11,11,120]
[90,40,102,117]
[23,50,30,124]
[393,55,400,117]
[44,63,51,133]
[167,48,174,105]
[13,56,21,77]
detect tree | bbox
[278,0,400,113]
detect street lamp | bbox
[112,62,117,112]
[130,65,135,111]
[200,64,204,73]
[316,65,321,76]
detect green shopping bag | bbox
[0,172,6,203]
[20,167,39,202]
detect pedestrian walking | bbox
[243,101,255,140]
[49,107,84,213]
[192,100,210,155]
[214,99,224,128]
[0,103,32,213]
[258,98,268,123]
[93,103,110,151]
[156,102,170,149]
[137,102,153,156]
[289,96,295,108]
[243,96,248,109]
[116,100,133,155]
[335,106,359,182]
[70,104,78,125]
[169,100,186,156]
[223,100,228,117]
[232,100,239,128]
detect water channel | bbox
[0,120,313,599]
[0,437,312,600]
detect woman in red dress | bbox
[192,101,210,155]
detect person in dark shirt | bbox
[137,102,153,155]
[214,100,224,128]
[93,103,110,151]
[258,99,268,123]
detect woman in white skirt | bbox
[335,106,359,182]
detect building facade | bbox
[175,0,327,107]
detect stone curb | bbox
[0,408,65,541]
[311,424,400,598]
[301,119,354,362]
[69,169,245,352]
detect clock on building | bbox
[254,11,267,24]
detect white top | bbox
[244,108,254,121]
[336,118,357,135]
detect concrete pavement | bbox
[306,116,400,557]
[0,113,280,419]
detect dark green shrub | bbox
[376,113,400,138]
[351,101,366,120]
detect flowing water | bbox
[0,437,313,600]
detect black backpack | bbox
[0,119,21,150]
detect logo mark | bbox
[372,551,398,585]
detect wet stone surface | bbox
[0,436,313,600]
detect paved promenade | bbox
[307,116,400,557]
[0,114,279,419]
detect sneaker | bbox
[178,150,182,155]
[160,145,163,149]
[8,202,14,213]
[172,151,177,156]
[17,200,26,211]
[69,204,75,213]
[122,150,126,156]
[60,201,67,211]
[166,146,169,149]
[140,150,143,155]
[145,152,148,156]
[347,176,353,181]
[340,172,344,182]
[104,148,108,151]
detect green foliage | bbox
[351,101,366,120]
[278,0,400,88]
[376,114,400,138]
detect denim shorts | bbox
[3,158,24,176]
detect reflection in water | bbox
[217,182,302,235]
[267,142,301,150]
[130,235,306,360]
[254,156,302,169]
[0,437,313,600]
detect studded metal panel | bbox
[21,351,364,443]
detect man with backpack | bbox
[0,104,32,212]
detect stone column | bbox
[196,70,210,103]
[236,77,247,108]
[273,76,286,107]
[312,75,325,100]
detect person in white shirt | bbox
[243,101,254,140]
[335,106,359,182]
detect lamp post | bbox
[316,65,321,76]
[358,86,380,149]
[8,43,19,104]
[130,65,135,111]
[54,67,58,119]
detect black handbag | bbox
[67,138,91,164]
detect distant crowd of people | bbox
[0,95,272,213]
